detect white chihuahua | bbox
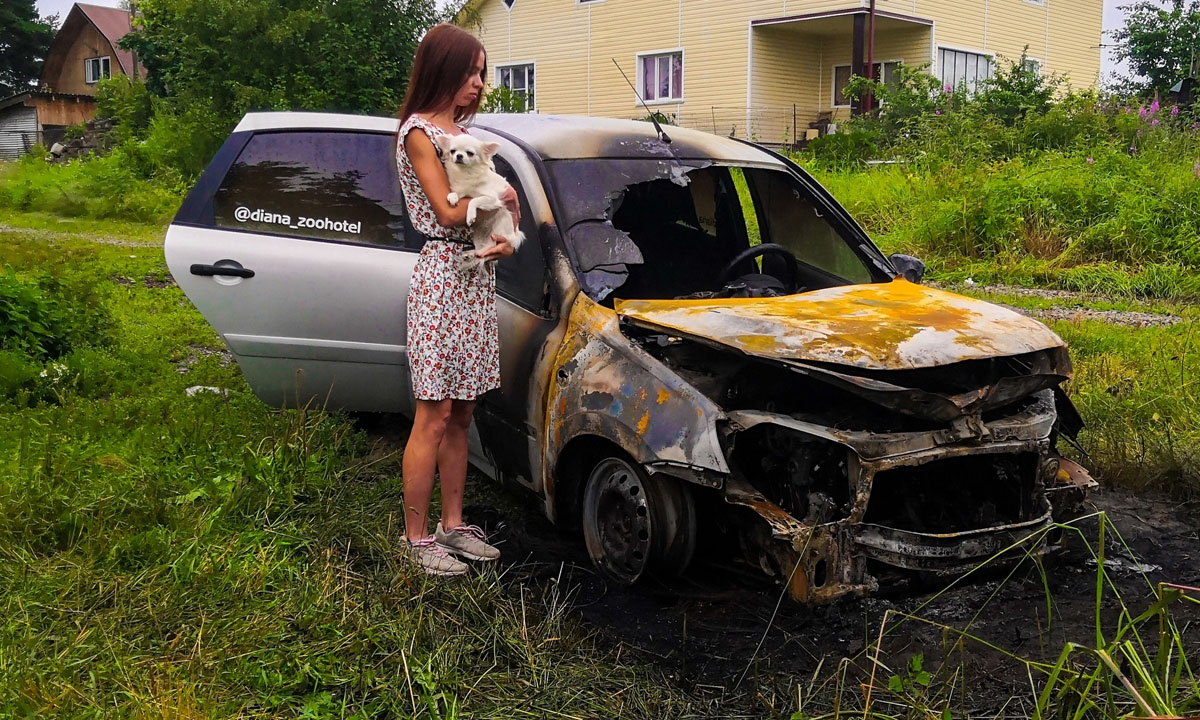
[434,133,524,272]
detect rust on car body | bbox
[474,115,1095,601]
[613,279,1066,371]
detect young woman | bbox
[395,23,519,576]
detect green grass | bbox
[0,216,701,718]
[0,152,185,225]
[2,204,1198,717]
[802,128,1200,302]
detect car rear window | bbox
[213,130,410,248]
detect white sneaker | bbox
[404,535,468,576]
[435,522,501,562]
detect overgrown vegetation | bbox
[0,217,702,718]
[799,56,1200,301]
[3,212,1198,718]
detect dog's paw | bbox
[465,205,477,225]
[447,192,460,207]
[457,250,480,273]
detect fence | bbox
[0,129,47,160]
[639,105,829,146]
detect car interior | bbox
[604,166,875,303]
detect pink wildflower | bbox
[1139,107,1147,119]
[1086,157,1095,164]
[944,84,953,93]
[1152,118,1161,126]
[1172,106,1180,117]
[1149,99,1160,114]
[935,110,942,115]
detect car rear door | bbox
[164,113,421,413]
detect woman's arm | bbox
[405,130,469,228]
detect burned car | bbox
[165,112,1094,603]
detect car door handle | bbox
[190,264,255,278]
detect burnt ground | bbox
[362,418,1200,717]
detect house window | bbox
[495,63,535,112]
[1022,58,1042,75]
[832,61,899,107]
[938,48,993,93]
[638,51,683,103]
[84,56,111,84]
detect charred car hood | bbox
[614,279,1065,372]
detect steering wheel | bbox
[716,243,802,294]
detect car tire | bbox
[581,455,696,586]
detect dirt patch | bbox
[476,488,1200,713]
[0,224,161,248]
[362,419,1200,714]
[999,303,1185,328]
[936,283,1186,328]
[174,343,233,374]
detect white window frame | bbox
[635,48,684,106]
[494,61,536,112]
[831,59,901,108]
[1022,57,1043,75]
[84,56,111,84]
[937,45,994,94]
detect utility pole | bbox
[864,0,877,113]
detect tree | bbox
[1110,0,1200,96]
[120,0,442,119]
[0,0,57,98]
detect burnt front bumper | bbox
[721,397,1093,604]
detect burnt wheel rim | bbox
[583,458,653,585]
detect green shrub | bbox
[0,268,112,362]
[96,75,155,142]
[806,128,882,168]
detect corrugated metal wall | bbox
[0,106,40,160]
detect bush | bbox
[0,267,112,362]
[806,128,882,169]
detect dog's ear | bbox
[433,134,453,153]
[481,141,501,159]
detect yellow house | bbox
[458,0,1103,144]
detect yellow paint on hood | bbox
[614,279,1066,371]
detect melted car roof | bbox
[473,114,785,163]
[232,111,783,164]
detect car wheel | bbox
[581,456,696,586]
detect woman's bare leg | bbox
[438,399,476,530]
[403,399,453,540]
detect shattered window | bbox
[546,159,879,302]
[739,168,875,285]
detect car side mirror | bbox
[889,253,925,284]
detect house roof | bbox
[0,90,96,112]
[74,4,137,75]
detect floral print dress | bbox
[396,115,501,401]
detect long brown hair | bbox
[399,24,487,125]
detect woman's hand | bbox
[500,185,521,227]
[479,234,517,260]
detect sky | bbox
[35,0,1160,82]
